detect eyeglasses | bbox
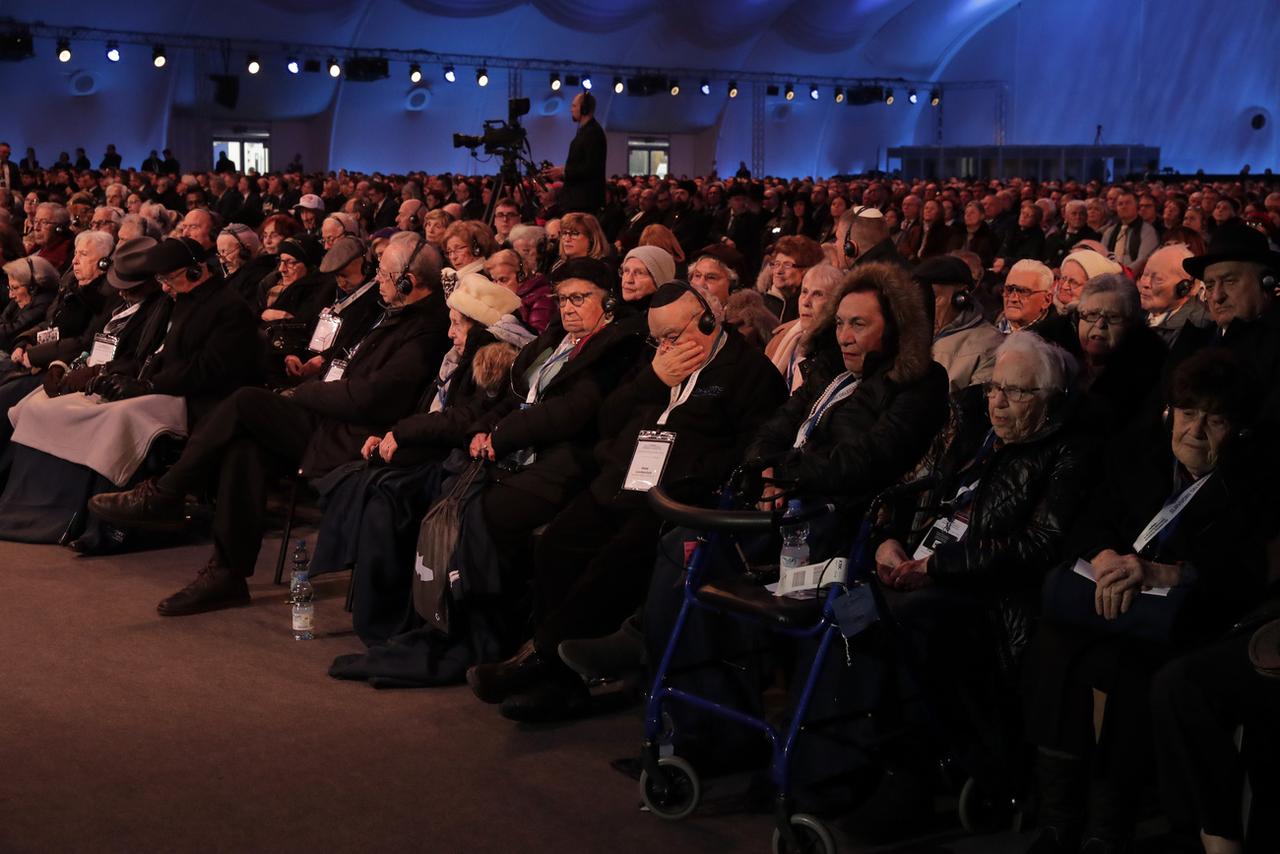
[33,218,56,228]
[1079,310,1127,327]
[555,291,598,307]
[646,315,696,350]
[494,211,520,220]
[445,245,470,257]
[984,381,1041,403]
[90,219,114,228]
[1003,284,1047,299]
[559,229,584,239]
[769,261,797,272]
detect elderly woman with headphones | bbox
[1023,347,1278,853]
[0,255,58,353]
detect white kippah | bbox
[855,207,884,220]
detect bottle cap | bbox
[785,498,803,515]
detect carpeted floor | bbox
[0,533,1030,854]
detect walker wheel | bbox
[639,756,700,820]
[771,813,836,854]
[957,776,1018,834]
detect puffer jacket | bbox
[747,260,950,513]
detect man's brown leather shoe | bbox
[157,562,251,617]
[89,479,185,529]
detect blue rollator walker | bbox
[637,474,886,854]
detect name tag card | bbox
[622,430,676,492]
[308,311,342,353]
[36,328,59,345]
[323,359,348,382]
[912,517,969,560]
[88,333,119,367]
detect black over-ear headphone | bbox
[397,237,427,296]
[97,250,113,273]
[24,257,36,289]
[226,227,252,261]
[470,232,483,260]
[668,279,718,334]
[951,289,972,311]
[1174,278,1192,299]
[1262,269,1278,295]
[408,208,423,231]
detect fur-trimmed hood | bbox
[801,260,935,385]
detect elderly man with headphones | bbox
[90,233,452,618]
[467,279,788,722]
[914,255,1004,394]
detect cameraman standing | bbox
[543,92,606,215]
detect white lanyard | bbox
[793,372,860,448]
[1132,472,1212,554]
[525,335,576,405]
[333,280,375,313]
[656,331,726,426]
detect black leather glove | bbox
[98,373,154,401]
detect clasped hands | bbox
[360,431,399,463]
[1091,549,1179,621]
[874,539,933,591]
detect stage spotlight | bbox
[613,76,624,94]
[884,88,894,105]
[699,80,710,96]
[286,57,299,74]
[669,80,680,96]
[56,39,71,63]
[550,72,561,91]
[784,83,794,101]
[834,87,845,104]
[328,57,341,78]
[809,84,819,101]
[728,81,738,98]
[408,63,422,83]
[247,55,261,75]
[930,88,941,106]
[152,45,166,69]
[105,41,120,63]
[581,73,592,90]
[476,67,488,86]
[443,65,456,83]
[908,88,918,104]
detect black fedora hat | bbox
[1183,221,1280,280]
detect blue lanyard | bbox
[794,372,859,447]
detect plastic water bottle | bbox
[289,539,315,641]
[779,499,810,571]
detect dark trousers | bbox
[479,481,563,559]
[159,387,312,574]
[1151,631,1280,848]
[531,490,660,653]
[1023,622,1168,838]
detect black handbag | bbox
[411,461,486,636]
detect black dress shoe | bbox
[499,671,590,723]
[466,640,549,704]
[90,479,185,529]
[157,562,251,617]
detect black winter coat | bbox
[481,321,645,505]
[289,289,452,477]
[1167,301,1280,428]
[0,291,54,351]
[140,276,260,424]
[1080,323,1169,431]
[591,330,788,507]
[17,276,107,352]
[960,224,1000,269]
[226,255,277,306]
[747,347,949,512]
[23,279,115,368]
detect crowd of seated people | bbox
[0,143,1279,853]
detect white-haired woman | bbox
[765,263,840,393]
[0,256,59,352]
[217,224,275,305]
[1073,273,1167,429]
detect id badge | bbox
[308,311,342,353]
[622,430,675,492]
[912,516,969,560]
[36,328,59,345]
[88,333,119,367]
[323,358,348,382]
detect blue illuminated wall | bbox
[0,0,1274,177]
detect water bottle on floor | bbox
[289,539,315,641]
[779,499,810,570]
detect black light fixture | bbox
[930,88,941,106]
[728,81,739,98]
[409,63,422,83]
[247,55,261,75]
[286,57,299,74]
[613,76,624,94]
[784,83,794,101]
[581,72,592,90]
[476,67,489,86]
[883,88,894,105]
[834,87,845,104]
[908,88,918,104]
[152,45,167,69]
[699,80,710,96]
[550,72,561,91]
[56,38,71,63]
[105,41,120,62]
[669,79,680,96]
[328,57,342,78]
[809,84,819,101]
[443,64,456,83]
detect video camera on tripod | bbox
[452,97,531,154]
